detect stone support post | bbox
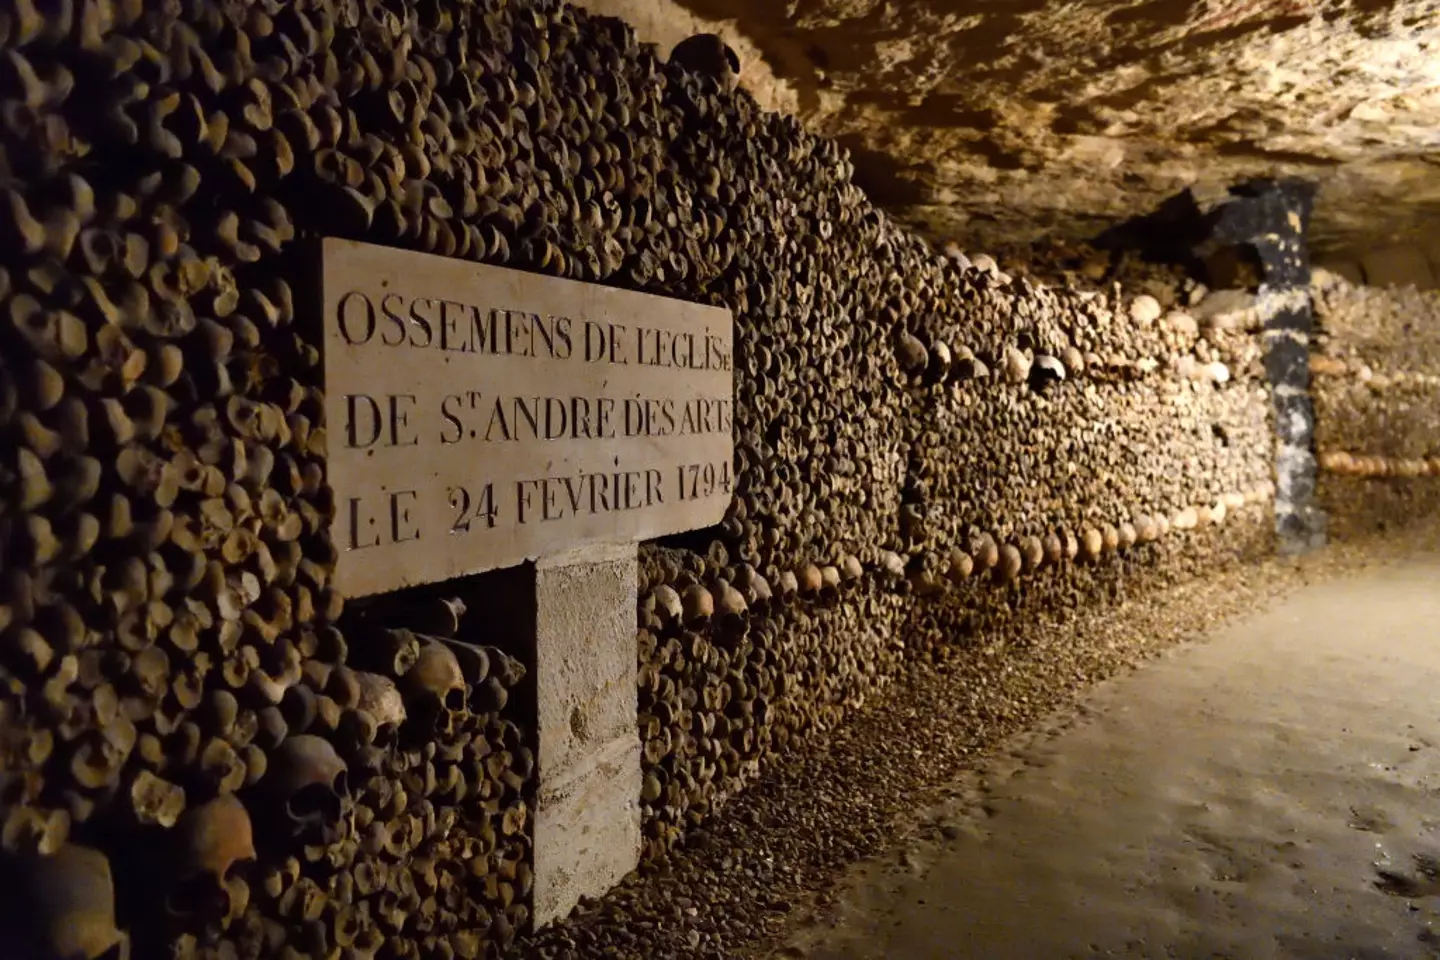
[529,543,642,928]
[1206,179,1327,553]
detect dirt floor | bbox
[781,558,1440,959]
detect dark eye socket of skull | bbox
[289,783,341,820]
[444,688,465,711]
[167,876,226,918]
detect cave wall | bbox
[1320,236,1440,291]
[0,1,1278,958]
[1312,274,1440,540]
[579,0,1440,262]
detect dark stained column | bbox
[1206,179,1326,553]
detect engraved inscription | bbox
[323,238,735,596]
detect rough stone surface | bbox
[533,544,644,927]
[1208,179,1325,552]
[580,0,1440,259]
[1359,242,1437,290]
[533,737,643,930]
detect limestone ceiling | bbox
[581,0,1440,258]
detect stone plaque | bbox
[321,238,734,597]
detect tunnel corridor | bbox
[785,557,1440,959]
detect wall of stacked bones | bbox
[0,1,1281,958]
[1311,275,1440,538]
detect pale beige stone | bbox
[532,543,642,928]
[322,238,734,596]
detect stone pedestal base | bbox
[533,733,641,925]
[530,543,641,928]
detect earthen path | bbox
[784,559,1440,959]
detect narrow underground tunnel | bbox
[1,1,1439,958]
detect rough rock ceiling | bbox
[580,0,1440,259]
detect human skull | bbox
[354,671,407,749]
[669,33,741,93]
[681,583,714,624]
[167,795,257,920]
[649,584,683,624]
[7,844,129,960]
[402,639,467,737]
[263,735,349,845]
[175,795,255,882]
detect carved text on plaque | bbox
[322,238,734,596]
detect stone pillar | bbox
[1206,179,1327,554]
[530,542,642,928]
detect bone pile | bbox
[0,0,1283,957]
[1310,272,1440,538]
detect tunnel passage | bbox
[0,1,1438,959]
